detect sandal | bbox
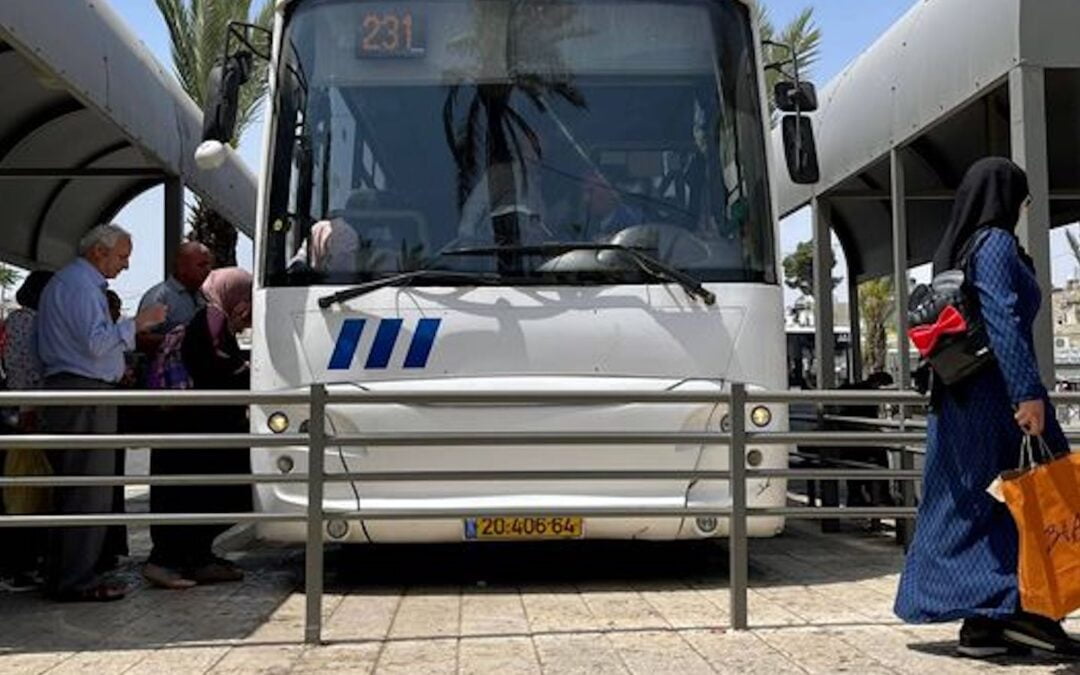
[54,582,127,602]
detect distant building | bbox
[1053,279,1080,383]
[785,296,851,387]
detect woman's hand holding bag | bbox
[996,435,1080,619]
[1015,399,1046,436]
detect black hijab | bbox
[15,270,53,310]
[932,157,1031,275]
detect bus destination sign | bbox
[358,7,426,58]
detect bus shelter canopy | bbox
[0,1,257,270]
[773,0,1080,284]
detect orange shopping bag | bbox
[999,436,1080,620]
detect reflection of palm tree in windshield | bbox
[441,0,589,271]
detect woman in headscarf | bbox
[143,268,253,589]
[894,158,1079,657]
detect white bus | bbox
[198,0,818,543]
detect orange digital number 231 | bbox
[362,12,414,53]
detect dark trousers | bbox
[148,407,250,570]
[148,449,230,569]
[42,373,117,595]
[96,449,128,569]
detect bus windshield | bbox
[265,0,774,287]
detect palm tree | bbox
[155,0,275,267]
[755,3,822,116]
[859,277,894,375]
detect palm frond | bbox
[754,1,774,43]
[780,8,822,78]
[761,6,821,118]
[155,0,200,100]
[0,264,21,289]
[233,0,275,142]
[155,0,275,145]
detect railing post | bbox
[728,382,748,630]
[305,383,326,645]
[896,407,916,550]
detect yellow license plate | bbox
[465,516,583,540]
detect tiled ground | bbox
[3,514,1080,674]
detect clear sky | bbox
[98,0,1077,312]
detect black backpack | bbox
[907,231,993,387]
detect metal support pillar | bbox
[1010,65,1054,387]
[892,148,916,546]
[163,176,184,280]
[890,148,911,389]
[847,276,863,384]
[813,198,840,533]
[304,383,327,645]
[812,197,836,390]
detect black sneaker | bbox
[1001,612,1080,657]
[958,617,1031,658]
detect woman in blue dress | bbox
[894,157,1080,658]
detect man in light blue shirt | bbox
[36,223,165,601]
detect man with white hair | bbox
[36,223,166,601]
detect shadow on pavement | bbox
[906,639,1080,670]
[0,547,301,655]
[324,518,904,592]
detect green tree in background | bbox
[783,240,840,299]
[155,0,274,268]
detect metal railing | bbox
[4,386,1080,644]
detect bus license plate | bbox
[464,516,583,540]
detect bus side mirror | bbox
[775,81,818,113]
[782,115,820,184]
[195,52,252,170]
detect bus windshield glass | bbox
[265,0,774,287]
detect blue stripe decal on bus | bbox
[403,318,441,368]
[327,319,366,370]
[365,318,403,369]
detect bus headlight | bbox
[750,406,772,428]
[267,412,290,434]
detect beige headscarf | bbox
[201,267,252,335]
[309,218,359,272]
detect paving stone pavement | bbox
[4,512,1080,674]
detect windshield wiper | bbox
[317,270,502,308]
[442,243,716,306]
